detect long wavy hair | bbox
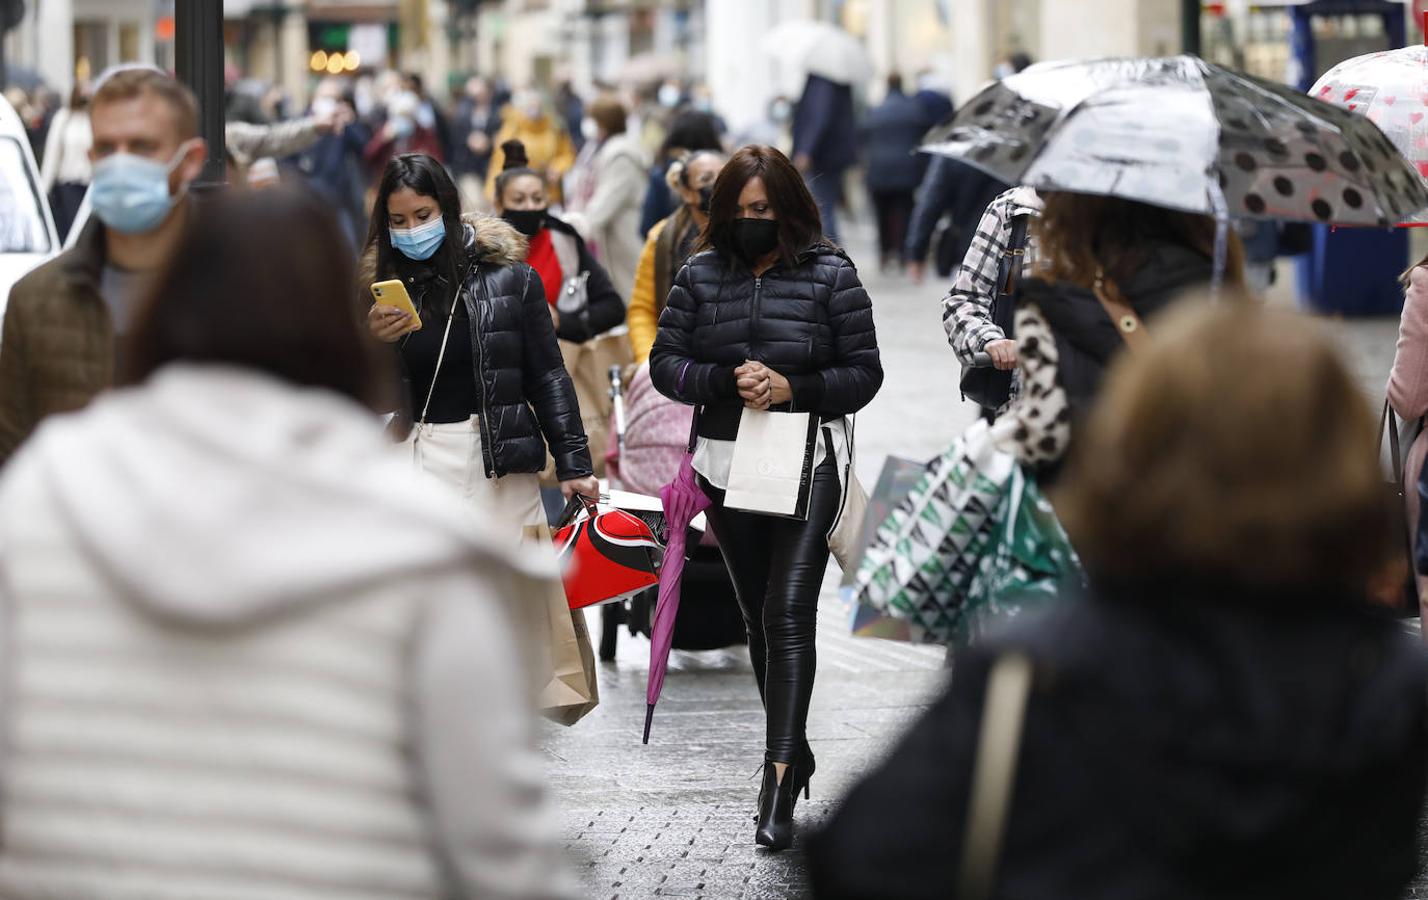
[1033,192,1246,295]
[364,153,465,313]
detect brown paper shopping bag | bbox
[523,524,600,726]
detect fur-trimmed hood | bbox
[358,213,528,289]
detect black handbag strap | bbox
[997,216,1032,296]
[990,214,1031,336]
[1380,399,1404,485]
[556,492,600,529]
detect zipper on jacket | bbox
[468,265,497,479]
[750,275,763,361]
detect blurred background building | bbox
[0,1,1422,121]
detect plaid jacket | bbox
[941,186,1044,367]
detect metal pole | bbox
[1182,0,1202,56]
[175,0,226,188]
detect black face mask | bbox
[696,185,714,215]
[502,207,547,238]
[728,217,780,264]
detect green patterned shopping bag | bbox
[951,464,1082,645]
[851,421,1081,645]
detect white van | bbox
[0,94,60,339]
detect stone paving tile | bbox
[541,571,944,899]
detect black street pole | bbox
[176,0,226,188]
[1182,0,1202,56]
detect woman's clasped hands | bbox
[736,360,791,411]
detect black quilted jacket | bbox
[363,215,592,481]
[649,243,883,438]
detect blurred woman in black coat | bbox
[809,303,1427,900]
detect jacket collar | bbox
[60,216,110,291]
[1008,185,1044,219]
[62,196,204,293]
[704,239,851,276]
[458,212,528,267]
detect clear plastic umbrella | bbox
[1311,15,1428,223]
[922,55,1428,228]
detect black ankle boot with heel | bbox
[754,762,803,851]
[754,745,816,824]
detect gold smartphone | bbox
[370,279,422,331]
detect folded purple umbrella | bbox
[644,447,710,743]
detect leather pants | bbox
[702,456,841,764]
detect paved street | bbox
[539,223,1415,899]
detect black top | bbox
[393,254,479,426]
[401,302,475,425]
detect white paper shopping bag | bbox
[724,408,818,519]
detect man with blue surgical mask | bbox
[0,68,206,465]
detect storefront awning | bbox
[305,0,399,23]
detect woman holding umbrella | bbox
[650,145,883,852]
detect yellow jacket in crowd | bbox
[487,110,577,205]
[628,218,668,365]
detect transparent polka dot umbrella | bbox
[1312,32,1428,224]
[922,55,1428,228]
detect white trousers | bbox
[401,417,545,545]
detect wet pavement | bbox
[538,224,1417,899]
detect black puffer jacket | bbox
[811,590,1428,900]
[649,243,883,438]
[362,215,592,481]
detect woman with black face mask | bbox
[495,140,628,490]
[628,148,727,365]
[494,140,626,345]
[649,145,883,852]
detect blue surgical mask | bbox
[90,141,195,235]
[390,217,447,261]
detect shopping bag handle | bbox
[555,493,601,529]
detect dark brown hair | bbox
[126,188,392,411]
[695,144,825,266]
[364,152,466,314]
[1056,301,1392,600]
[1034,191,1246,295]
[588,94,628,137]
[92,68,198,140]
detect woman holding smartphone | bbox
[363,152,596,536]
[650,145,883,851]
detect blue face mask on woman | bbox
[390,217,447,261]
[89,141,196,235]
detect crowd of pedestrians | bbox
[0,47,1425,900]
